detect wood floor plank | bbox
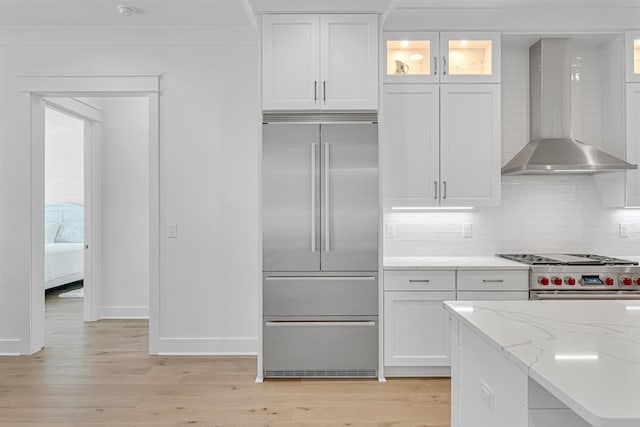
[0,286,451,425]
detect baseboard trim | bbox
[157,337,258,355]
[383,365,451,377]
[0,338,22,356]
[100,306,149,319]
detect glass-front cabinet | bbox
[439,32,500,83]
[384,31,500,84]
[626,31,640,82]
[385,32,439,83]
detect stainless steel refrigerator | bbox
[262,122,378,378]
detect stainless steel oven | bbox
[498,254,640,300]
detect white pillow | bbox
[45,222,60,243]
[55,222,84,243]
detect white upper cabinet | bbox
[440,84,501,206]
[385,32,440,84]
[262,14,378,111]
[440,32,500,83]
[382,84,440,207]
[626,31,640,82]
[262,15,320,110]
[626,83,640,206]
[382,83,501,208]
[384,32,500,84]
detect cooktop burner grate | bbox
[498,253,638,266]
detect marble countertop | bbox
[444,300,640,427]
[384,256,530,270]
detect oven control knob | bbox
[538,276,549,286]
[565,276,576,286]
[605,277,615,286]
[634,276,640,286]
[553,276,563,286]
[621,276,633,286]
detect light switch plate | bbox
[463,223,472,238]
[385,223,397,238]
[620,223,630,238]
[168,224,178,238]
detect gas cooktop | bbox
[498,253,638,266]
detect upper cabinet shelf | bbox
[262,14,378,111]
[626,31,640,82]
[384,31,501,84]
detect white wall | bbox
[0,27,260,355]
[384,44,640,257]
[99,97,149,319]
[45,107,84,205]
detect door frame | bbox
[19,75,161,354]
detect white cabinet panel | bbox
[382,84,439,207]
[262,15,320,110]
[625,31,640,83]
[440,84,501,206]
[384,291,454,367]
[384,269,455,291]
[262,14,378,111]
[626,83,640,206]
[457,270,528,292]
[320,14,378,110]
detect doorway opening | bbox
[44,105,86,323]
[23,74,161,355]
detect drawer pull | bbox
[409,279,430,283]
[482,279,504,283]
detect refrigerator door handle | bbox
[310,143,317,252]
[324,142,330,252]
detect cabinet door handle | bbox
[314,80,317,102]
[482,279,504,283]
[323,80,327,101]
[434,181,438,199]
[442,181,447,199]
[433,56,437,75]
[409,279,430,283]
[443,56,448,75]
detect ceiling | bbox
[0,0,254,26]
[0,0,637,26]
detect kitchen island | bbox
[444,300,640,427]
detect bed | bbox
[44,203,84,290]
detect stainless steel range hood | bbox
[501,38,637,175]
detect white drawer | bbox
[384,270,455,291]
[457,291,529,301]
[457,270,528,291]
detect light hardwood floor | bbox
[0,286,451,426]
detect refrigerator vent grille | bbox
[263,111,377,124]
[265,369,377,378]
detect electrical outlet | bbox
[385,223,397,238]
[463,223,472,238]
[168,224,178,238]
[620,223,630,238]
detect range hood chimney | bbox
[501,38,637,175]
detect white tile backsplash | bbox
[384,45,640,258]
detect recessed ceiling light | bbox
[401,40,409,47]
[116,5,137,16]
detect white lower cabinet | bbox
[383,270,455,375]
[384,268,529,377]
[384,291,454,367]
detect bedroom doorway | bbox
[44,105,87,319]
[23,74,161,355]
